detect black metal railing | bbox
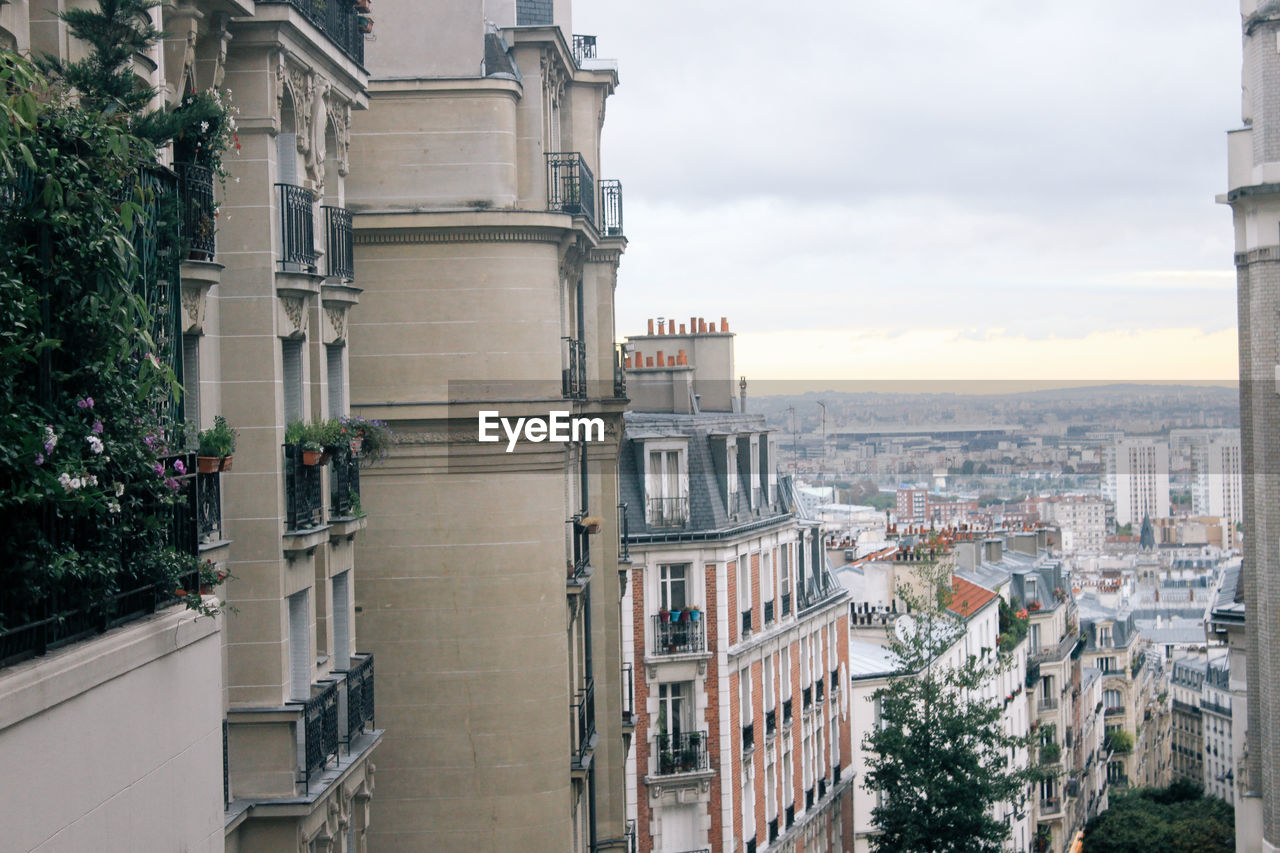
[655,730,708,775]
[652,614,705,655]
[546,152,596,222]
[831,668,840,694]
[745,838,757,853]
[764,599,774,623]
[781,591,791,616]
[1026,659,1041,688]
[785,804,795,828]
[568,514,591,580]
[617,502,631,562]
[197,470,223,543]
[0,163,35,212]
[176,162,215,260]
[783,698,793,724]
[329,446,361,518]
[622,662,635,723]
[572,33,597,63]
[562,336,586,398]
[285,445,324,530]
[257,0,365,65]
[600,178,623,236]
[323,205,353,280]
[647,496,689,528]
[340,652,375,742]
[572,676,596,765]
[613,342,627,398]
[743,721,755,750]
[292,679,341,790]
[818,777,827,800]
[803,685,812,709]
[766,708,777,736]
[805,786,814,809]
[834,763,842,784]
[769,817,779,842]
[1,453,198,669]
[741,609,752,635]
[276,183,317,271]
[815,676,824,704]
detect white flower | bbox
[87,435,104,454]
[86,474,98,487]
[107,500,121,514]
[58,472,72,491]
[200,121,210,133]
[69,477,82,490]
[114,482,125,497]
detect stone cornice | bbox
[1235,245,1280,265]
[354,225,565,246]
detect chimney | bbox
[656,350,664,367]
[657,319,665,335]
[721,316,729,332]
[709,321,717,332]
[646,357,654,367]
[983,538,1003,564]
[699,318,707,333]
[678,349,688,365]
[679,323,686,334]
[647,318,654,335]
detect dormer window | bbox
[646,442,688,527]
[1099,625,1113,647]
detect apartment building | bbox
[1,1,382,850]
[1102,439,1171,527]
[1204,657,1237,803]
[343,2,630,850]
[1191,437,1244,529]
[619,320,854,853]
[1171,656,1208,784]
[1039,496,1108,554]
[894,487,929,525]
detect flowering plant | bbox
[171,88,240,179]
[339,415,395,465]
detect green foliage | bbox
[285,420,321,452]
[1106,729,1134,754]
[196,415,237,458]
[0,52,214,623]
[339,415,395,465]
[998,595,1029,652]
[1082,781,1233,853]
[863,560,1045,853]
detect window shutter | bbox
[182,334,200,426]
[288,589,311,700]
[327,345,345,419]
[283,339,303,424]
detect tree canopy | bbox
[1082,780,1234,853]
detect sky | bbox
[572,0,1243,383]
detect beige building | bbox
[344,1,630,851]
[1191,437,1244,530]
[2,1,383,850]
[1102,439,1171,528]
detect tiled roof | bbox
[948,577,998,620]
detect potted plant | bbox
[357,13,373,33]
[286,420,325,465]
[354,0,371,10]
[196,415,237,473]
[689,606,701,623]
[312,418,347,462]
[659,608,671,623]
[339,415,395,465]
[580,515,603,534]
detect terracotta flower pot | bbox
[302,449,323,466]
[197,454,234,474]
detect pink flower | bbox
[76,397,94,409]
[164,477,180,492]
[34,452,44,466]
[173,459,186,475]
[154,462,165,476]
[92,420,103,435]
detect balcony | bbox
[572,33,596,63]
[1025,660,1041,689]
[805,786,814,809]
[651,615,705,655]
[769,818,779,842]
[613,343,628,399]
[567,514,592,583]
[600,179,623,236]
[257,0,365,66]
[1037,695,1059,712]
[655,730,708,775]
[284,445,324,531]
[617,501,631,563]
[1040,796,1062,816]
[818,777,827,799]
[291,679,341,790]
[276,183,317,272]
[176,162,215,260]
[830,668,840,694]
[647,495,689,528]
[765,708,777,736]
[197,469,223,543]
[742,721,755,750]
[546,152,596,222]
[571,676,596,768]
[338,652,375,744]
[1105,705,1126,716]
[323,205,354,280]
[329,445,361,518]
[0,453,200,669]
[786,804,795,828]
[562,336,586,399]
[764,598,775,624]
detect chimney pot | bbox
[721,316,729,332]
[646,357,654,367]
[658,320,665,335]
[709,322,717,332]
[699,318,707,333]
[657,350,665,366]
[647,318,654,335]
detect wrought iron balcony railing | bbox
[741,609,752,635]
[1037,695,1059,712]
[652,614,705,655]
[572,33,597,63]
[329,446,361,518]
[647,495,689,528]
[323,205,354,280]
[546,152,596,222]
[613,342,628,398]
[655,730,708,775]
[339,652,375,743]
[781,591,792,616]
[291,679,341,790]
[617,502,631,562]
[562,336,586,399]
[622,662,635,724]
[568,513,591,581]
[285,445,324,530]
[742,721,755,750]
[600,178,623,236]
[277,183,317,272]
[176,162,215,260]
[571,676,596,766]
[257,0,365,66]
[197,469,223,543]
[764,598,774,624]
[765,708,777,736]
[803,685,812,709]
[783,698,793,724]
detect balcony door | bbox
[657,681,693,739]
[659,564,689,612]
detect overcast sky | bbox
[573,0,1243,382]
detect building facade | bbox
[1191,437,1244,529]
[344,2,630,850]
[620,320,855,853]
[1171,656,1208,785]
[1102,439,1171,528]
[1224,1,1280,846]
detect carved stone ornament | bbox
[276,54,315,153]
[325,306,346,344]
[180,280,208,333]
[280,295,307,338]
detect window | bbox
[332,571,351,665]
[283,338,304,425]
[660,564,689,612]
[182,333,200,426]
[738,554,751,619]
[326,345,345,419]
[646,446,687,526]
[780,543,792,611]
[1099,656,1116,673]
[765,753,777,822]
[763,656,775,713]
[728,443,739,500]
[762,550,774,609]
[657,681,693,739]
[750,435,761,505]
[1099,625,1113,647]
[1104,688,1122,710]
[288,589,311,700]
[1029,623,1041,651]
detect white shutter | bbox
[277,133,299,186]
[283,339,303,424]
[182,334,200,426]
[327,345,345,419]
[288,589,311,700]
[332,571,351,666]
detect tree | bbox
[863,560,1043,853]
[1082,780,1233,853]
